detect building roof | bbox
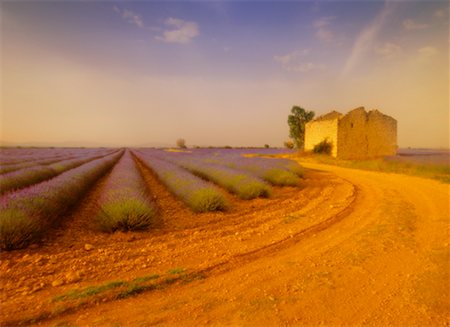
[313,110,343,121]
[310,107,396,124]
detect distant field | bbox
[389,148,450,166]
[287,148,450,183]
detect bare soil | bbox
[0,160,449,326]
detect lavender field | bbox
[388,148,450,166]
[0,147,303,250]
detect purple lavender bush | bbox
[94,151,157,232]
[202,150,304,177]
[139,148,303,185]
[133,151,227,212]
[199,156,302,186]
[175,160,272,200]
[0,151,118,194]
[0,155,69,174]
[141,151,272,200]
[0,151,123,250]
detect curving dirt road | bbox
[1,162,449,326]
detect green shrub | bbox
[313,139,333,155]
[284,141,294,149]
[263,169,300,186]
[95,197,156,232]
[226,174,271,200]
[189,188,228,212]
[0,209,41,250]
[236,180,271,199]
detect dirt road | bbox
[2,162,449,326]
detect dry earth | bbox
[0,160,449,326]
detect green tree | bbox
[283,140,294,149]
[287,106,315,149]
[176,138,187,149]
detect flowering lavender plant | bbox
[133,151,227,212]
[0,151,123,250]
[174,159,271,200]
[0,148,115,174]
[0,148,113,166]
[139,150,272,199]
[94,151,156,232]
[193,155,301,186]
[0,150,118,194]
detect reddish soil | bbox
[0,160,449,326]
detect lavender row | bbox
[0,150,119,194]
[173,159,271,200]
[0,150,123,250]
[138,149,303,183]
[133,151,227,212]
[0,148,113,166]
[94,151,156,232]
[0,148,115,174]
[190,149,304,177]
[203,156,303,186]
[139,150,271,199]
[0,155,71,174]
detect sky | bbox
[1,0,448,148]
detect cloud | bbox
[342,1,395,76]
[274,49,324,72]
[156,18,199,44]
[289,62,325,73]
[376,42,402,59]
[418,46,438,58]
[403,19,429,31]
[274,49,309,65]
[113,5,144,28]
[434,9,446,18]
[313,16,333,29]
[313,16,335,43]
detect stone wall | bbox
[304,118,339,157]
[337,107,397,159]
[366,110,397,157]
[337,107,369,159]
[304,107,397,159]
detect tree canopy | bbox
[288,106,315,149]
[176,138,187,149]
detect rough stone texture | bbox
[305,118,340,157]
[304,107,397,159]
[366,110,397,159]
[314,110,343,121]
[337,107,370,159]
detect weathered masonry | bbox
[304,107,397,159]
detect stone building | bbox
[304,107,397,159]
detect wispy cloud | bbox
[375,42,402,59]
[313,16,335,43]
[403,18,429,31]
[342,1,395,76]
[434,9,446,18]
[113,5,144,28]
[156,18,199,44]
[274,49,309,65]
[418,46,438,59]
[274,49,324,73]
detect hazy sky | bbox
[1,1,448,148]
